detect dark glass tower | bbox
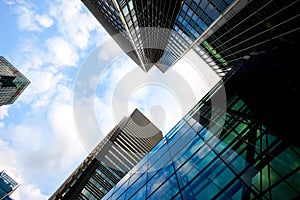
[193,0,300,76]
[81,0,235,72]
[101,35,299,199]
[0,171,19,200]
[50,109,162,200]
[0,56,30,106]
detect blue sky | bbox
[0,0,220,199]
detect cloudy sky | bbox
[0,0,220,199]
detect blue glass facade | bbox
[0,171,18,200]
[102,39,300,199]
[102,81,300,199]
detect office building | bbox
[193,0,300,76]
[82,0,299,76]
[0,171,19,200]
[0,56,30,106]
[81,0,237,72]
[50,109,162,199]
[101,37,299,199]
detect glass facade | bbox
[81,0,235,72]
[0,56,30,106]
[159,0,234,72]
[0,171,18,200]
[102,81,300,200]
[50,109,162,200]
[102,39,300,199]
[193,0,300,76]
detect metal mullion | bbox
[213,0,299,51]
[119,132,148,156]
[93,173,111,192]
[211,13,300,56]
[111,144,135,167]
[104,155,126,177]
[111,0,147,71]
[114,137,141,161]
[107,149,131,172]
[99,162,120,183]
[116,136,144,162]
[123,124,155,149]
[209,0,275,46]
[111,145,135,169]
[113,141,139,164]
[206,26,300,68]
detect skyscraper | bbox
[82,0,299,76]
[101,37,299,199]
[0,56,30,106]
[192,0,300,76]
[50,109,162,199]
[81,0,236,72]
[0,171,19,200]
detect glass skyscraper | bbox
[50,109,162,200]
[101,38,299,199]
[82,0,299,76]
[192,0,300,77]
[52,1,300,199]
[81,0,236,72]
[0,56,30,106]
[0,171,19,200]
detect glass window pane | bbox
[173,134,204,169]
[126,172,147,199]
[147,163,174,196]
[129,184,146,200]
[147,175,179,200]
[148,149,171,180]
[169,128,196,156]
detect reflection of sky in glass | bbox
[102,87,300,200]
[103,114,257,199]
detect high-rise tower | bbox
[101,36,299,200]
[81,0,235,72]
[0,56,30,106]
[192,0,300,76]
[82,0,299,76]
[50,109,162,199]
[0,171,19,200]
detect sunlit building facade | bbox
[81,0,237,72]
[0,171,19,200]
[50,109,162,200]
[0,56,30,106]
[101,39,299,199]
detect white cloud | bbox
[0,97,88,198]
[90,48,220,135]
[11,184,49,200]
[0,139,48,200]
[16,5,40,31]
[46,37,79,67]
[36,14,53,28]
[4,0,15,5]
[1,1,221,199]
[0,105,9,128]
[49,0,106,49]
[0,0,109,199]
[15,4,53,32]
[0,105,9,120]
